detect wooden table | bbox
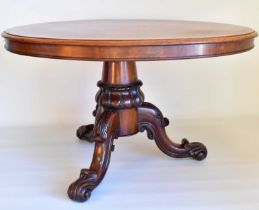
[2,20,257,202]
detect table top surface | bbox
[2,20,257,61]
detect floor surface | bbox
[0,118,259,210]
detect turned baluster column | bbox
[95,61,144,136]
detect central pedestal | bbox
[67,61,208,202]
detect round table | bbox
[2,20,257,202]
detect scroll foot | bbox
[67,169,97,202]
[76,124,94,142]
[68,111,119,202]
[181,138,207,161]
[138,102,207,161]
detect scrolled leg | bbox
[138,102,207,161]
[68,111,119,202]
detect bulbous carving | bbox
[70,61,208,203]
[96,80,144,108]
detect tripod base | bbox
[67,61,207,202]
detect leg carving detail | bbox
[138,102,207,161]
[68,111,119,202]
[68,61,208,202]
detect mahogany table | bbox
[2,20,257,202]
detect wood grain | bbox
[73,61,207,201]
[2,20,257,202]
[2,20,257,61]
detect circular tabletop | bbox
[2,20,257,61]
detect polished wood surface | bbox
[101,61,138,85]
[69,110,119,202]
[3,20,256,43]
[70,61,207,202]
[2,20,257,202]
[2,20,257,60]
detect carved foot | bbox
[181,138,207,161]
[76,124,94,142]
[67,169,97,202]
[68,111,119,202]
[138,102,207,161]
[76,105,99,142]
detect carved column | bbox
[68,61,145,201]
[68,61,207,202]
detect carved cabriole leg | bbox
[68,61,144,202]
[138,102,207,161]
[68,60,208,202]
[68,110,119,202]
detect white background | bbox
[0,1,259,210]
[0,0,258,127]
